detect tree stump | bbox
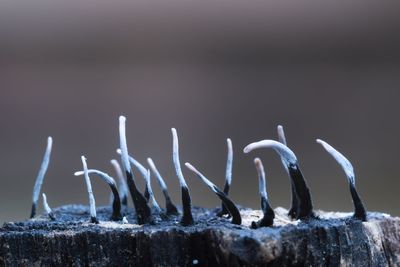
[0,205,399,266]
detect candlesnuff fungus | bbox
[24,116,371,234]
[145,169,162,214]
[147,157,179,215]
[217,138,233,217]
[243,140,314,220]
[185,162,242,225]
[110,159,129,206]
[41,193,55,221]
[277,125,299,219]
[74,169,122,221]
[30,136,53,219]
[80,156,99,224]
[172,128,194,226]
[116,149,160,210]
[251,158,275,228]
[316,139,367,221]
[119,116,152,225]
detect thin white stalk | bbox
[316,139,355,185]
[147,158,168,192]
[146,169,161,212]
[74,169,117,186]
[277,125,290,173]
[81,156,97,220]
[116,149,147,180]
[185,163,217,193]
[119,116,132,174]
[277,125,287,145]
[172,128,188,187]
[244,140,298,167]
[254,158,268,199]
[225,138,233,187]
[32,137,53,207]
[42,193,53,216]
[110,159,129,201]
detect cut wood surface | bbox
[0,205,399,266]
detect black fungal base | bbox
[1,205,399,267]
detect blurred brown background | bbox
[1,1,399,222]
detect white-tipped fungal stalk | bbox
[316,139,355,185]
[41,193,55,221]
[145,169,161,213]
[185,163,216,192]
[254,158,268,200]
[185,162,242,225]
[277,125,287,145]
[118,115,152,225]
[80,156,98,223]
[110,159,129,205]
[30,136,53,218]
[119,116,131,174]
[251,158,275,228]
[147,157,179,215]
[172,128,189,188]
[75,169,122,221]
[225,138,233,190]
[316,139,367,221]
[116,149,151,202]
[244,139,314,220]
[244,140,298,167]
[217,138,234,217]
[277,125,299,219]
[171,128,193,225]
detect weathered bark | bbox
[0,205,399,266]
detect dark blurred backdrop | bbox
[1,1,400,222]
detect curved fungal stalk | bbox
[316,139,367,221]
[110,159,129,206]
[147,158,179,215]
[172,128,194,226]
[119,116,152,224]
[41,193,56,221]
[185,162,242,225]
[30,136,53,219]
[116,149,151,202]
[75,169,122,221]
[251,158,274,228]
[145,169,162,213]
[277,125,299,219]
[244,140,314,220]
[80,156,98,224]
[218,138,233,217]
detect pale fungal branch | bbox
[225,138,233,192]
[244,139,314,220]
[277,125,287,145]
[172,128,194,226]
[185,162,242,225]
[147,157,179,215]
[116,149,151,202]
[277,125,299,219]
[218,138,233,217]
[145,169,162,213]
[74,169,122,221]
[118,116,152,225]
[251,158,274,228]
[30,136,53,219]
[41,193,55,221]
[316,139,367,221]
[110,159,129,206]
[80,156,98,224]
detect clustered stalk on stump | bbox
[28,116,368,228]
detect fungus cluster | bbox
[29,116,368,228]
